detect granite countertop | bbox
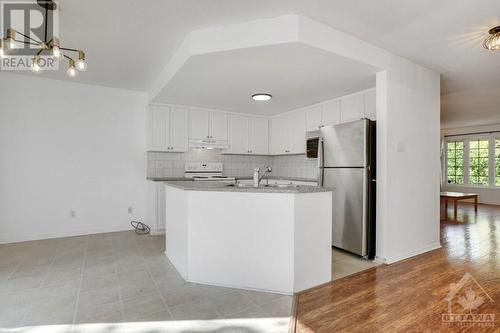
[147,176,319,182]
[147,177,189,182]
[233,175,319,182]
[163,180,333,194]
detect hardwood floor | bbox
[293,203,499,332]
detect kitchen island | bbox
[164,181,333,294]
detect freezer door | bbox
[319,119,367,167]
[323,167,366,256]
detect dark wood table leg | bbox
[454,199,458,221]
[445,199,448,216]
[474,196,478,214]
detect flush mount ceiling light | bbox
[483,25,500,50]
[252,93,272,101]
[0,0,87,77]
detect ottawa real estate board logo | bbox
[1,0,59,70]
[442,272,495,328]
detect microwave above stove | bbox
[306,133,320,159]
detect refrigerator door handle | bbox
[318,138,325,186]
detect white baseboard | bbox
[151,229,166,236]
[376,242,442,264]
[0,225,134,244]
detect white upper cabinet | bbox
[227,114,268,154]
[250,117,269,155]
[305,101,341,130]
[305,105,323,131]
[288,111,306,154]
[227,114,249,154]
[147,105,188,152]
[340,93,365,123]
[210,111,228,141]
[271,111,305,155]
[169,106,189,151]
[322,100,341,127]
[189,109,210,140]
[189,109,227,142]
[364,89,376,120]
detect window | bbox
[496,138,500,186]
[469,139,489,186]
[447,141,464,185]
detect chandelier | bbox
[0,0,87,77]
[483,26,500,51]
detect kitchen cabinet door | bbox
[287,111,306,154]
[169,106,189,152]
[189,109,210,140]
[322,100,341,126]
[305,105,323,131]
[148,105,169,151]
[341,94,364,123]
[250,117,269,155]
[270,116,286,154]
[210,111,228,141]
[364,89,376,120]
[228,114,249,154]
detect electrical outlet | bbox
[128,206,133,214]
[70,210,76,218]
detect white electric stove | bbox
[184,162,235,183]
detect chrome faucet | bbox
[252,166,272,187]
[258,166,272,185]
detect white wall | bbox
[441,124,500,205]
[0,73,148,244]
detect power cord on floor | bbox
[130,221,151,235]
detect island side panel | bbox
[165,185,189,279]
[187,191,294,294]
[293,192,332,293]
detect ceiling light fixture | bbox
[483,25,500,50]
[1,0,87,76]
[252,93,272,101]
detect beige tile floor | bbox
[331,248,380,280]
[0,231,291,333]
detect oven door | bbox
[306,137,319,159]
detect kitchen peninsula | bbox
[164,181,333,294]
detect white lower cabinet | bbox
[147,105,188,152]
[227,114,268,154]
[148,181,166,235]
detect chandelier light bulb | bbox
[52,45,63,59]
[51,37,63,59]
[75,51,87,71]
[5,29,16,49]
[31,56,42,73]
[67,59,78,78]
[484,26,500,51]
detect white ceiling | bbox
[153,43,377,115]
[8,0,500,126]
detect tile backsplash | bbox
[147,148,317,179]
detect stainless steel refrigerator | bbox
[318,119,376,259]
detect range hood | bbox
[189,139,229,149]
